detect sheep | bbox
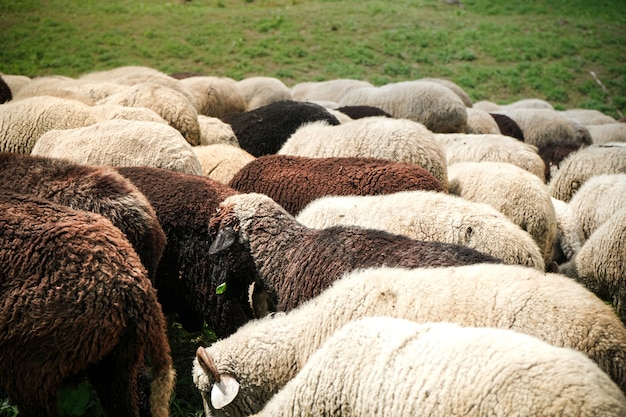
[418,76,473,107]
[537,140,583,182]
[0,152,166,281]
[180,76,247,118]
[296,190,545,270]
[0,191,174,417]
[0,95,100,153]
[561,108,618,125]
[334,105,393,119]
[10,76,127,104]
[290,78,374,102]
[548,143,626,202]
[560,207,626,322]
[587,123,626,144]
[0,75,12,103]
[197,115,239,146]
[488,112,525,141]
[447,161,556,266]
[31,119,203,175]
[97,81,201,145]
[0,73,31,97]
[550,197,585,266]
[236,76,292,110]
[465,107,501,134]
[435,133,546,180]
[472,99,501,112]
[228,154,446,215]
[220,100,341,157]
[246,318,626,417]
[208,192,500,318]
[569,173,626,239]
[193,263,626,417]
[115,166,248,336]
[193,144,256,184]
[337,80,468,133]
[278,116,449,188]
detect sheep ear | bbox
[209,226,237,255]
[211,374,240,409]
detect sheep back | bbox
[193,144,256,184]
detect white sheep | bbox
[465,107,501,134]
[97,81,201,146]
[197,115,239,146]
[561,108,618,125]
[569,173,626,239]
[278,117,448,188]
[247,317,626,417]
[447,161,556,266]
[296,190,545,270]
[500,98,555,110]
[290,78,374,103]
[548,143,626,202]
[192,264,626,417]
[192,144,256,184]
[337,80,468,133]
[434,133,546,180]
[418,77,473,107]
[550,197,585,265]
[31,119,203,175]
[560,207,626,321]
[0,73,32,96]
[587,123,626,144]
[236,76,292,110]
[179,76,247,117]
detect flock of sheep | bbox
[1,64,626,417]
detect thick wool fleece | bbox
[0,152,166,280]
[116,166,246,336]
[0,191,174,417]
[193,264,626,417]
[253,318,626,417]
[208,193,500,315]
[229,154,446,215]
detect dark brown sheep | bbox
[229,154,446,215]
[490,112,525,141]
[0,152,166,281]
[0,191,174,417]
[208,193,502,317]
[116,166,251,337]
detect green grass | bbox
[0,0,625,415]
[0,0,625,117]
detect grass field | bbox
[0,0,625,415]
[1,0,625,117]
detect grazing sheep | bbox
[0,152,166,281]
[0,75,12,103]
[180,76,247,118]
[297,190,545,270]
[228,155,446,215]
[221,100,341,157]
[562,108,618,125]
[435,133,545,180]
[488,112,525,141]
[0,73,31,96]
[337,80,468,133]
[537,140,584,182]
[0,191,174,417]
[193,264,626,417]
[465,107,501,134]
[548,143,626,202]
[560,207,626,322]
[236,76,292,110]
[31,119,203,175]
[245,318,626,417]
[334,105,392,119]
[550,197,585,266]
[197,115,239,146]
[193,144,256,184]
[290,79,374,102]
[279,117,449,188]
[115,166,246,336]
[11,76,128,104]
[587,123,626,144]
[0,95,99,153]
[448,161,556,266]
[569,173,626,239]
[97,81,201,146]
[418,76,473,107]
[208,192,500,317]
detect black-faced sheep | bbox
[0,191,174,417]
[245,318,626,417]
[228,154,446,215]
[0,152,166,281]
[193,264,626,417]
[115,166,247,337]
[207,193,500,317]
[220,100,341,157]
